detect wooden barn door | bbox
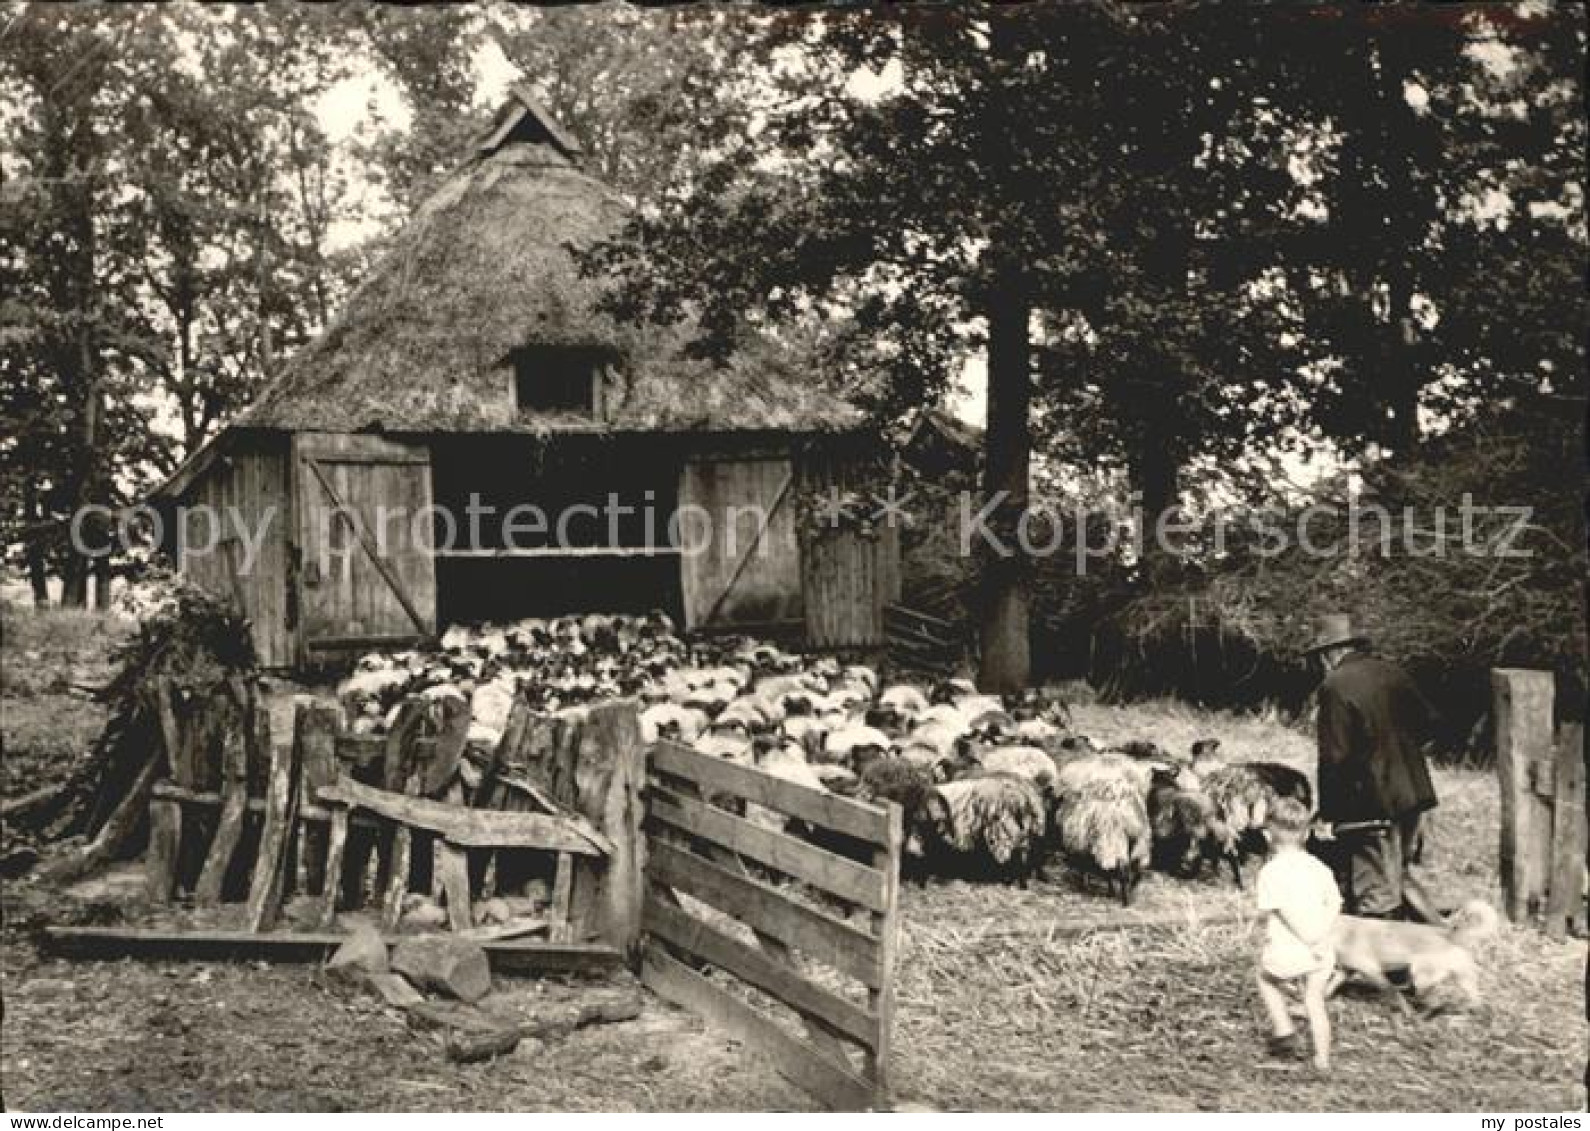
[678,455,803,632]
[294,433,437,661]
[799,448,901,648]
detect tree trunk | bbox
[976,257,1033,694]
[1134,427,1181,578]
[23,481,51,607]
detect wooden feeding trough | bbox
[134,679,644,966]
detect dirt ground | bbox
[2,607,1584,1111]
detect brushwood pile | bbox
[340,613,1315,905]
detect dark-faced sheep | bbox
[915,774,1049,886]
[1146,766,1225,878]
[1187,741,1314,885]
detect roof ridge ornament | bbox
[478,83,583,161]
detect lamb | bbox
[1056,775,1151,905]
[916,774,1049,886]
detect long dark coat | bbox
[1316,651,1439,823]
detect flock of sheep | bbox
[338,613,1313,905]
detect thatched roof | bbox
[237,90,861,436]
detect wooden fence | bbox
[1492,668,1586,939]
[640,740,902,1111]
[141,679,643,958]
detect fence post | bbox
[1546,723,1586,941]
[1492,668,1555,923]
[569,699,646,960]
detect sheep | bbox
[823,723,892,766]
[878,684,929,722]
[916,703,967,731]
[843,664,879,696]
[746,740,829,832]
[1186,741,1314,885]
[694,731,753,765]
[1056,775,1151,905]
[976,744,1061,799]
[1146,765,1224,878]
[1054,749,1156,801]
[916,774,1049,886]
[639,702,709,745]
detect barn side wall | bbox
[173,434,294,667]
[799,442,902,649]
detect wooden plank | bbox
[550,851,574,943]
[648,786,887,911]
[1493,668,1556,922]
[145,797,182,903]
[245,729,302,932]
[650,741,889,846]
[641,949,878,1111]
[866,801,903,1090]
[644,894,879,1048]
[151,678,192,788]
[381,825,413,932]
[38,755,161,885]
[195,709,252,906]
[295,700,341,896]
[317,777,608,854]
[1546,724,1586,941]
[318,806,350,930]
[438,842,474,932]
[382,698,429,792]
[646,840,880,988]
[40,926,622,974]
[423,692,471,796]
[883,602,956,635]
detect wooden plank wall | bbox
[642,740,903,1110]
[177,436,294,667]
[678,456,803,630]
[799,447,901,649]
[295,433,437,658]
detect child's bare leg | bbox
[1256,968,1295,1037]
[1302,968,1333,1070]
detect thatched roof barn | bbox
[155,90,898,669]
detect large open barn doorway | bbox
[429,436,684,626]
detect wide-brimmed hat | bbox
[1304,613,1369,655]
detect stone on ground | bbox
[390,935,492,1002]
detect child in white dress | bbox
[1254,795,1342,1071]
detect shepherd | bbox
[1307,614,1444,923]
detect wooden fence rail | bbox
[1492,668,1586,939]
[640,739,902,1111]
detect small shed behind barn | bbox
[154,91,898,669]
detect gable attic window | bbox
[512,345,608,417]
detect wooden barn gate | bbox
[640,740,903,1110]
[1492,668,1586,938]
